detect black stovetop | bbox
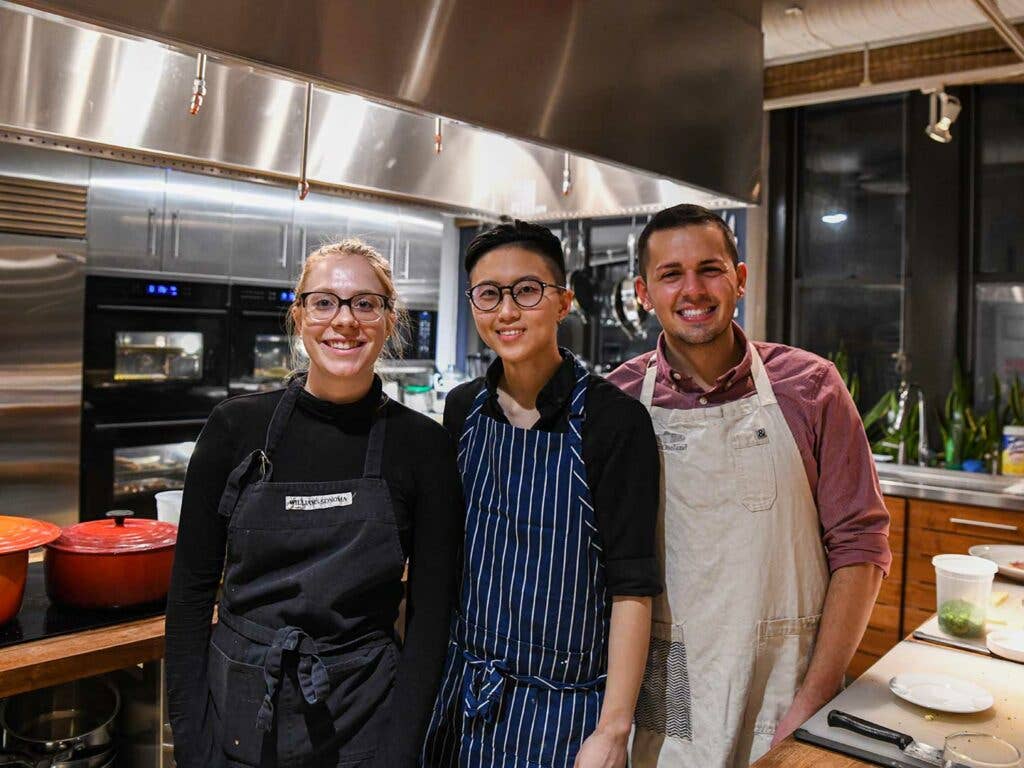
[0,562,165,650]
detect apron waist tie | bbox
[461,649,606,723]
[218,609,330,733]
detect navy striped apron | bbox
[422,360,611,768]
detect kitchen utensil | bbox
[44,511,176,609]
[943,732,1021,768]
[154,490,183,526]
[0,744,116,768]
[888,673,994,713]
[969,545,1024,584]
[827,711,944,766]
[0,517,62,625]
[613,225,648,339]
[987,629,1024,663]
[0,677,118,761]
[933,555,998,638]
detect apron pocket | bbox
[207,639,269,767]
[635,620,692,742]
[743,614,822,763]
[730,427,777,512]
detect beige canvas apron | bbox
[630,346,830,768]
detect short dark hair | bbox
[637,204,739,276]
[464,220,566,285]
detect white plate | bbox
[987,629,1024,663]
[888,673,994,713]
[968,544,1024,583]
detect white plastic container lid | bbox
[932,554,998,578]
[1004,425,1024,438]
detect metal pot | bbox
[44,511,176,609]
[0,677,119,768]
[0,517,62,625]
[613,231,648,339]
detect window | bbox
[794,96,907,408]
[977,86,1024,275]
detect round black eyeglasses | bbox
[465,278,565,312]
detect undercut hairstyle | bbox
[464,220,567,285]
[637,204,740,276]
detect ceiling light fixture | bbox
[821,212,848,225]
[925,90,961,144]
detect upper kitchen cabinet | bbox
[396,206,443,308]
[161,170,233,276]
[291,194,352,282]
[87,160,166,272]
[347,199,398,270]
[230,180,295,282]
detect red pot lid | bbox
[0,515,62,555]
[48,511,177,554]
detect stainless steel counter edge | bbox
[879,478,1024,512]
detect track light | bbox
[925,90,961,144]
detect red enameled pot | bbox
[44,510,177,610]
[0,516,62,624]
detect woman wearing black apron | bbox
[166,240,462,768]
[422,221,662,768]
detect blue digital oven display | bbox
[279,290,295,302]
[146,283,179,297]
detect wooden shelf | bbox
[0,615,166,699]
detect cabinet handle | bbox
[280,224,289,269]
[403,240,411,279]
[171,211,181,259]
[949,517,1018,532]
[299,226,307,269]
[388,237,396,270]
[147,208,157,256]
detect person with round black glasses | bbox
[166,239,462,768]
[421,220,662,768]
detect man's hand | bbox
[770,688,835,747]
[573,727,628,768]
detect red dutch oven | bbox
[44,510,177,609]
[0,516,62,624]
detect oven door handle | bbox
[93,418,208,431]
[239,309,288,319]
[95,304,228,316]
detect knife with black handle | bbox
[827,710,944,766]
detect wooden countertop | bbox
[0,614,166,699]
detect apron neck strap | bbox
[263,378,304,458]
[639,354,658,407]
[362,398,388,479]
[748,344,776,406]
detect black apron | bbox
[206,379,405,767]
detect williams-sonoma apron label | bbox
[285,492,354,510]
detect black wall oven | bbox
[81,276,229,520]
[228,284,295,395]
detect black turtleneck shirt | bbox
[443,352,662,597]
[165,376,462,768]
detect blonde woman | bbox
[166,240,462,768]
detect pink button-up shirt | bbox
[607,323,891,576]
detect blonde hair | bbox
[286,238,407,372]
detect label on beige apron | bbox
[285,492,353,510]
[631,347,829,768]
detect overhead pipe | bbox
[297,82,312,200]
[971,0,1024,61]
[188,52,207,115]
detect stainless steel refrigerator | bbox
[0,234,85,527]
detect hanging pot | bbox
[0,676,119,768]
[44,511,176,609]
[613,231,648,339]
[0,517,62,625]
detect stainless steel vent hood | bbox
[1,1,762,217]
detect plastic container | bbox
[155,490,183,526]
[1002,425,1024,476]
[943,732,1021,768]
[932,555,998,638]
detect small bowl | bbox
[986,629,1024,663]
